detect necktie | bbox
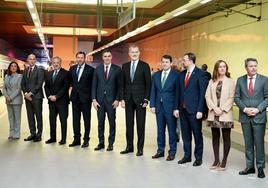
[248,77,253,96]
[161,71,167,88]
[184,71,191,87]
[52,70,58,82]
[76,65,81,80]
[28,67,33,78]
[130,62,135,82]
[105,65,109,80]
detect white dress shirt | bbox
[77,63,85,82]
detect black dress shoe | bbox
[152,152,164,159]
[178,157,192,164]
[166,155,175,161]
[33,137,42,142]
[24,135,36,141]
[45,139,56,144]
[239,167,255,175]
[257,168,265,178]
[81,141,89,148]
[107,145,113,151]
[120,148,134,154]
[193,160,202,166]
[69,141,81,147]
[59,140,66,145]
[136,150,143,156]
[94,144,105,151]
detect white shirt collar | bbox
[162,68,171,75]
[247,74,257,79]
[187,64,195,73]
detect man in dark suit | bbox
[120,44,151,156]
[150,55,179,161]
[44,56,70,145]
[69,51,94,148]
[235,58,268,178]
[92,50,122,151]
[21,53,45,142]
[176,52,208,166]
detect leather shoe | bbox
[152,152,164,159]
[45,139,56,144]
[33,137,42,142]
[136,150,143,156]
[81,141,89,148]
[193,160,202,166]
[239,167,255,175]
[69,141,81,147]
[107,145,113,151]
[59,140,66,145]
[257,168,265,178]
[24,135,36,141]
[94,144,105,151]
[120,148,134,154]
[178,157,191,164]
[166,155,175,161]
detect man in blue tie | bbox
[150,55,180,161]
[69,51,95,148]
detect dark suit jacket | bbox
[234,74,268,124]
[150,69,179,114]
[92,64,122,104]
[21,66,45,99]
[176,66,208,114]
[69,64,95,103]
[44,68,70,105]
[121,60,151,104]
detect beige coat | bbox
[205,77,235,122]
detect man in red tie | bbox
[175,52,208,166]
[92,50,122,151]
[235,58,268,178]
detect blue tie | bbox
[76,65,81,79]
[130,62,135,82]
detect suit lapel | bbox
[242,75,249,97]
[185,66,197,89]
[253,74,260,96]
[79,64,87,82]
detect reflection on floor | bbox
[0,97,267,188]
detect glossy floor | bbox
[0,97,267,188]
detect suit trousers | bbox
[97,97,116,146]
[72,99,91,142]
[241,121,266,168]
[6,104,22,138]
[125,97,146,151]
[155,103,177,156]
[49,103,68,141]
[180,108,203,160]
[25,99,43,137]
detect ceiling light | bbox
[155,20,166,25]
[26,0,34,9]
[200,0,212,4]
[173,9,188,17]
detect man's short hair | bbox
[76,51,86,58]
[102,49,112,56]
[244,58,258,67]
[184,52,196,64]
[162,55,172,63]
[51,56,62,63]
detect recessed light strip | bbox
[87,0,213,56]
[26,0,49,59]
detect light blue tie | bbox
[76,65,82,80]
[161,71,167,88]
[130,62,135,82]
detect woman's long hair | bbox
[212,60,230,82]
[7,61,21,75]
